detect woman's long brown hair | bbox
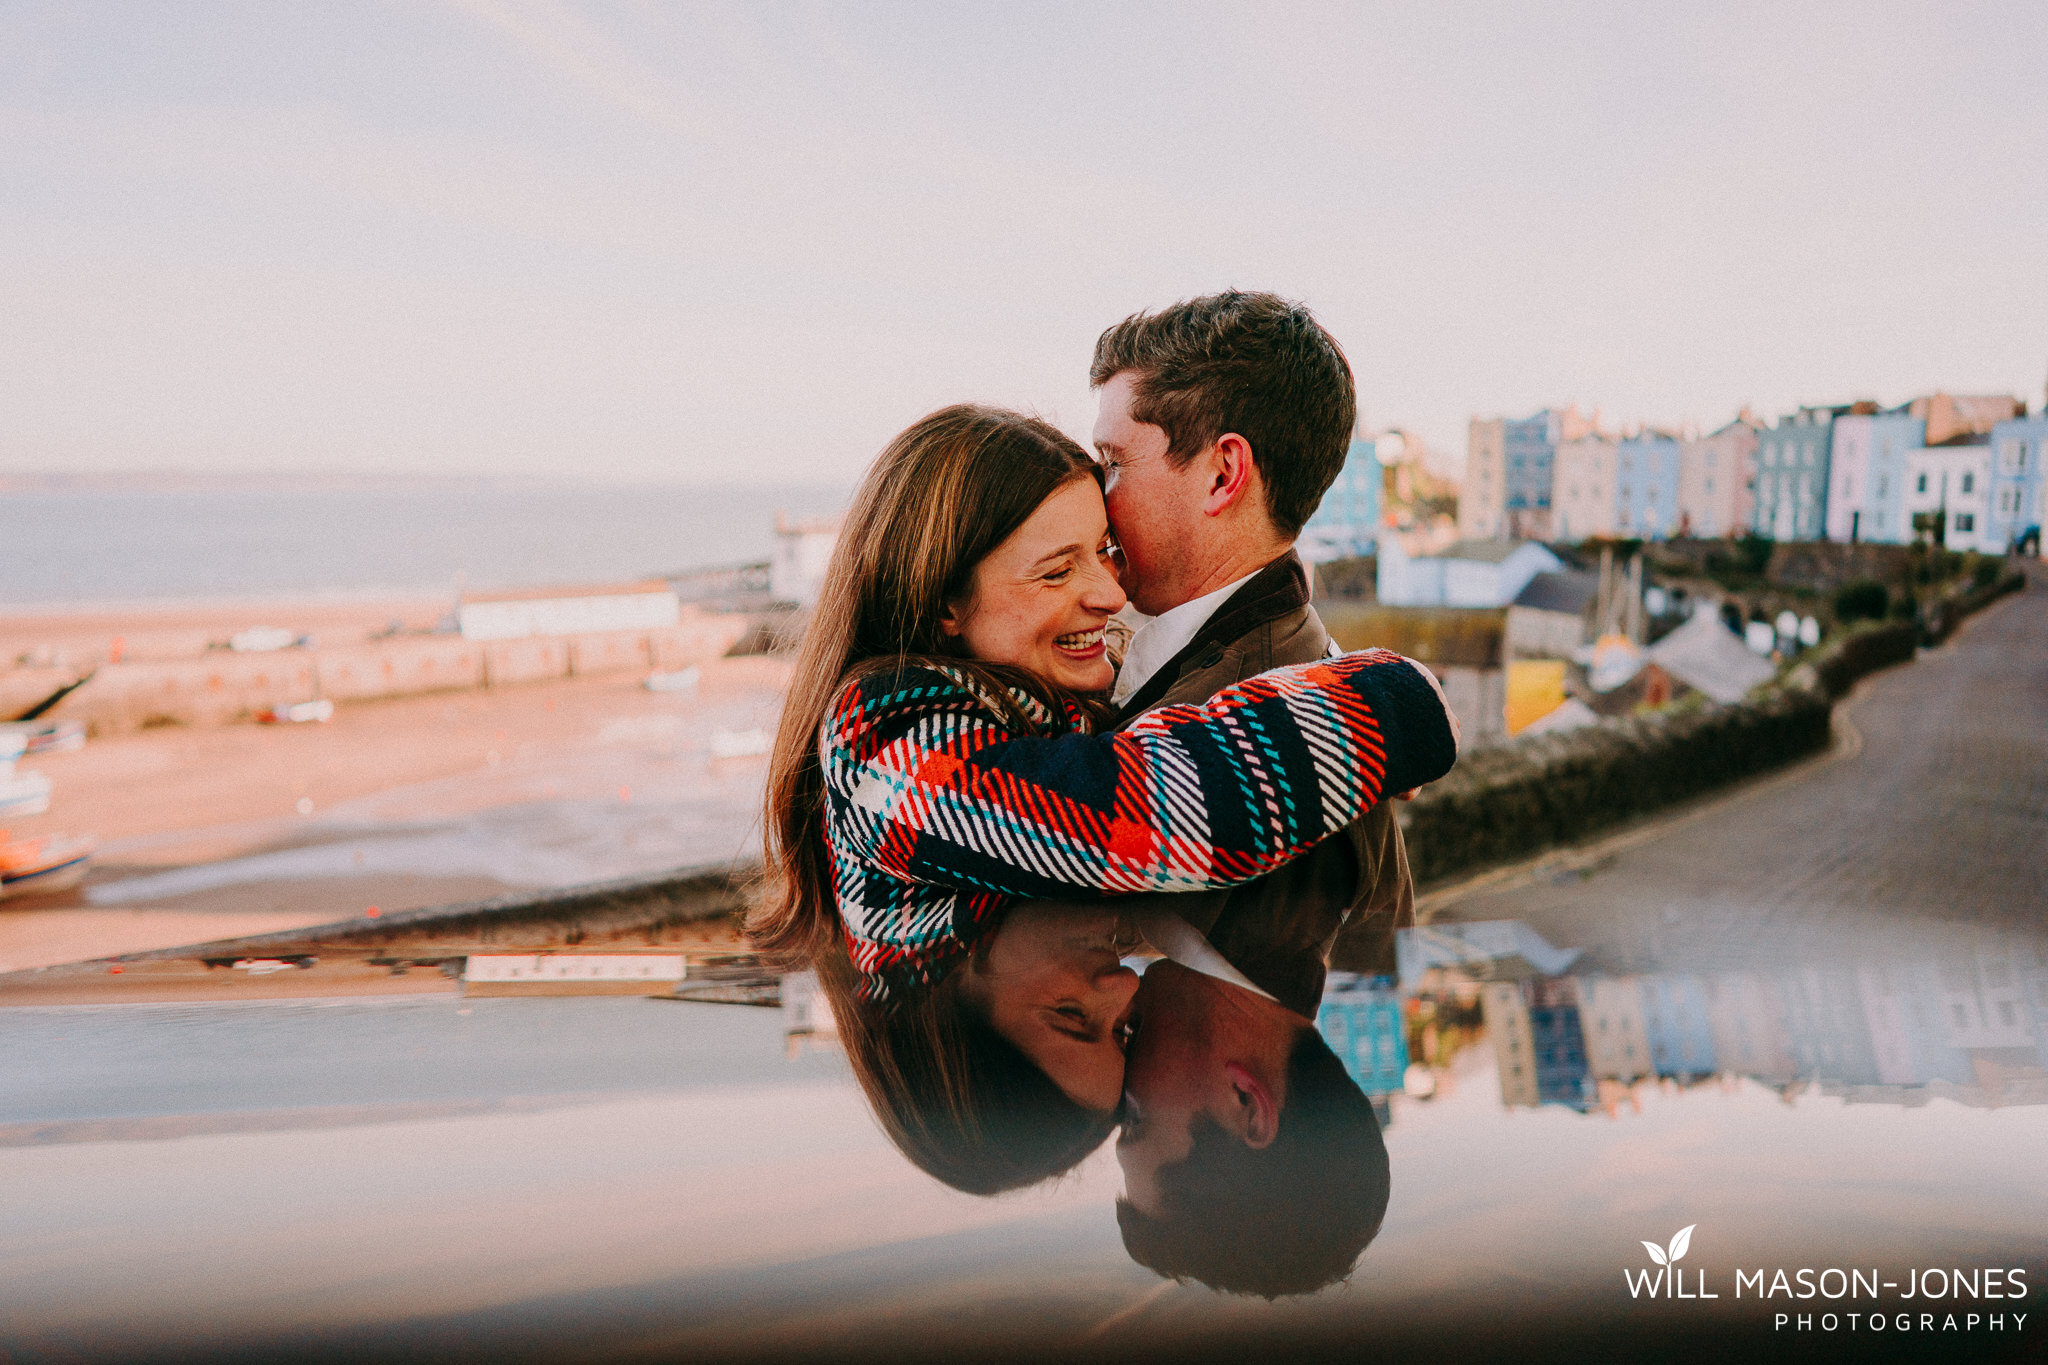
[750,404,1103,967]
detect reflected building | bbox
[779,970,841,1057]
[1316,977,1409,1115]
[1776,968,1882,1086]
[1529,978,1597,1110]
[1415,922,2048,1117]
[1857,962,1972,1087]
[1704,973,1799,1085]
[1480,982,1539,1108]
[1577,976,1651,1082]
[1935,946,2035,1053]
[1639,974,1716,1081]
[1479,978,1596,1111]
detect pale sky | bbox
[4,1,2044,484]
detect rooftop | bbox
[1421,538,1536,565]
[1512,570,1600,616]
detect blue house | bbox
[1317,979,1408,1099]
[1753,406,1847,541]
[1985,416,2045,555]
[1615,433,1682,540]
[1503,411,1562,536]
[1299,437,1382,561]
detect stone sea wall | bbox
[2,611,750,735]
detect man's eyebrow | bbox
[1094,440,1123,457]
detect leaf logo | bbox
[1641,1224,1696,1267]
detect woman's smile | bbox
[1053,625,1108,659]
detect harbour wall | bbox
[0,610,751,734]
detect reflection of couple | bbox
[752,292,1459,1296]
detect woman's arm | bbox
[822,650,1455,901]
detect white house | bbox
[1553,437,1618,541]
[1903,445,1993,552]
[771,513,843,607]
[457,581,681,642]
[1377,538,1563,608]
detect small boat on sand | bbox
[256,699,335,724]
[0,720,86,755]
[0,832,93,899]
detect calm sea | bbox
[0,482,851,606]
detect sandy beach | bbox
[0,598,787,974]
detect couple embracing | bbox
[750,291,1460,1296]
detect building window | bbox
[1956,513,1975,532]
[1961,472,1974,494]
[1916,472,1928,493]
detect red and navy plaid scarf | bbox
[819,650,1456,1003]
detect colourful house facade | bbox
[1985,416,2046,555]
[1299,437,1382,561]
[1615,433,1682,540]
[1825,409,1924,544]
[1753,406,1844,541]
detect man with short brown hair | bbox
[1094,290,1444,1296]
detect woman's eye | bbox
[1044,567,1073,583]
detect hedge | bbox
[1395,686,1831,886]
[1801,621,1915,700]
[1920,569,2025,644]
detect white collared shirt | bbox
[1133,907,1278,1002]
[1110,569,1261,707]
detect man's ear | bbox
[1223,1061,1279,1149]
[1200,434,1259,519]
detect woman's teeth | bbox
[1055,628,1104,651]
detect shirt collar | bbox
[1110,568,1262,706]
[1133,908,1278,1002]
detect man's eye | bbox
[1044,567,1073,583]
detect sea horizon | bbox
[0,479,853,607]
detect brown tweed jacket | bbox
[1114,552,1412,1018]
